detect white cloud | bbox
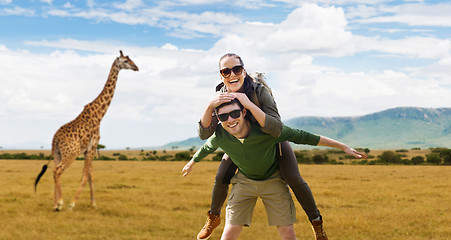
[63,2,73,8]
[113,0,143,11]
[0,6,35,16]
[40,0,53,4]
[356,2,451,27]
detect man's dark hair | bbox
[215,98,244,113]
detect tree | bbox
[379,151,401,164]
[97,144,106,159]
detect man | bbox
[182,99,366,240]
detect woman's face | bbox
[219,56,246,93]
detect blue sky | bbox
[1,0,450,149]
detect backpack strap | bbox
[251,90,260,108]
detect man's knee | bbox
[277,225,297,240]
[220,224,242,240]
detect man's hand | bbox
[181,160,196,177]
[345,147,368,159]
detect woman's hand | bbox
[181,160,196,177]
[209,93,236,109]
[230,92,253,109]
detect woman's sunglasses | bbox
[217,109,242,122]
[220,65,244,78]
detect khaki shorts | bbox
[225,170,296,227]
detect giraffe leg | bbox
[88,165,96,208]
[53,164,66,211]
[88,135,99,208]
[69,149,96,209]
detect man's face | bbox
[217,103,249,138]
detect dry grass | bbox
[0,160,449,240]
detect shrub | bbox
[312,154,328,164]
[431,148,451,165]
[401,159,413,165]
[97,156,116,161]
[358,159,368,165]
[396,149,409,153]
[411,156,424,165]
[426,153,441,165]
[378,151,402,164]
[295,151,312,164]
[175,151,192,161]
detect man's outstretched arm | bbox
[317,136,367,159]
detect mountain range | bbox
[160,107,451,150]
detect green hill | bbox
[285,107,451,149]
[159,107,451,150]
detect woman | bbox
[195,53,326,240]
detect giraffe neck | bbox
[85,60,120,121]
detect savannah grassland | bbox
[0,150,450,240]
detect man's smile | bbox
[228,122,238,128]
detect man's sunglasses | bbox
[217,109,242,122]
[220,65,244,78]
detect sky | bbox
[0,0,450,149]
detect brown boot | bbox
[197,210,221,240]
[311,218,328,240]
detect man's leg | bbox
[277,225,297,240]
[198,155,237,240]
[220,224,242,240]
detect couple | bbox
[182,53,367,240]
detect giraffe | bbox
[35,50,139,211]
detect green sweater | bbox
[192,123,320,180]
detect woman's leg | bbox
[277,141,321,221]
[211,153,237,215]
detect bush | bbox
[401,159,413,165]
[97,156,116,161]
[0,152,50,160]
[411,156,425,165]
[175,151,192,161]
[118,154,128,161]
[378,151,402,164]
[396,149,409,153]
[431,148,451,165]
[294,151,312,164]
[426,153,441,165]
[312,154,328,164]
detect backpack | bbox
[249,72,273,108]
[249,72,273,96]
